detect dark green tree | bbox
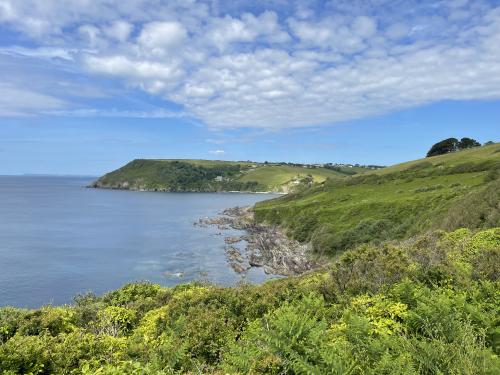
[426,138,459,157]
[458,137,481,150]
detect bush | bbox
[312,218,395,256]
[223,293,356,374]
[440,179,500,231]
[1,228,499,374]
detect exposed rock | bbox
[225,246,244,263]
[198,206,319,276]
[224,246,250,274]
[224,236,243,244]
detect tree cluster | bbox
[426,137,481,157]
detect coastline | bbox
[89,184,287,195]
[91,184,306,276]
[195,206,320,276]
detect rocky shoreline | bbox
[90,184,285,195]
[195,206,318,276]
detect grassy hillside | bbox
[254,143,500,255]
[92,159,364,193]
[1,227,498,374]
[238,164,342,191]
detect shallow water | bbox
[0,176,278,308]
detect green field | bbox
[254,143,500,255]
[238,164,347,191]
[92,159,365,193]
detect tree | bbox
[458,137,481,150]
[483,141,495,146]
[426,138,459,157]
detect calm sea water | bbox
[0,176,278,308]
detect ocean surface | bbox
[0,176,279,308]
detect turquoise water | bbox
[0,176,277,308]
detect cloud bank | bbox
[1,0,500,129]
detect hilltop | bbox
[254,142,500,256]
[91,159,376,193]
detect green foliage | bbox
[440,178,500,231]
[426,137,459,157]
[427,137,481,157]
[425,136,481,157]
[96,306,136,336]
[458,137,482,150]
[255,142,500,256]
[92,159,350,193]
[223,294,357,375]
[1,228,499,374]
[80,361,173,375]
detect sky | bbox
[0,0,499,175]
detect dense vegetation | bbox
[92,160,262,192]
[426,137,482,157]
[91,159,363,193]
[1,227,498,374]
[254,143,500,256]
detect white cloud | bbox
[0,0,500,130]
[43,108,188,119]
[0,84,65,116]
[206,11,290,50]
[0,1,15,21]
[206,138,225,144]
[0,46,76,60]
[242,11,290,43]
[385,22,410,40]
[209,149,225,155]
[78,24,102,47]
[138,21,187,50]
[85,55,183,89]
[288,19,333,46]
[288,17,369,53]
[207,15,257,50]
[352,16,377,38]
[104,20,133,42]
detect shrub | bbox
[440,178,500,231]
[223,293,356,374]
[0,308,27,344]
[16,307,75,337]
[96,306,136,336]
[0,334,53,374]
[312,218,395,256]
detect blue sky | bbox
[0,0,499,175]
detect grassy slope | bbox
[93,159,358,193]
[238,165,343,190]
[254,143,500,254]
[375,143,500,174]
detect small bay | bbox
[0,176,277,308]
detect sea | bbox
[0,176,278,308]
